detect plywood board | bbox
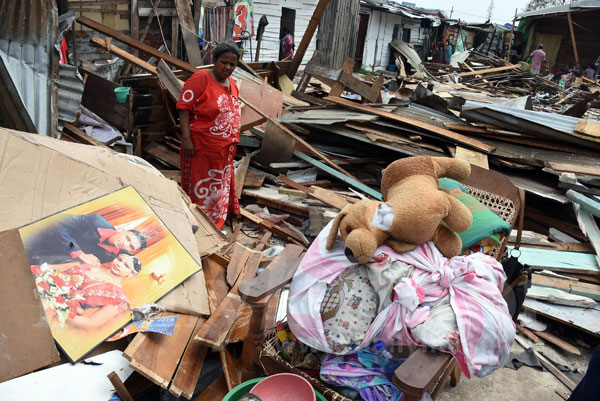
[256,120,297,165]
[506,246,600,275]
[523,298,600,336]
[124,313,199,388]
[0,229,60,383]
[455,146,489,169]
[169,317,209,399]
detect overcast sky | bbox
[406,0,531,24]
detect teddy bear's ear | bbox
[326,205,352,250]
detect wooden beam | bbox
[567,13,579,65]
[277,175,349,210]
[292,150,383,200]
[326,96,496,154]
[572,203,600,267]
[174,0,203,66]
[91,37,157,74]
[239,208,309,247]
[531,329,581,355]
[239,95,362,181]
[567,190,600,219]
[455,64,520,78]
[107,371,135,401]
[78,16,197,73]
[287,0,331,79]
[329,59,355,97]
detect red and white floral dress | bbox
[176,69,242,229]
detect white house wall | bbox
[252,0,319,68]
[362,9,426,71]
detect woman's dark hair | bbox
[118,251,142,273]
[213,41,240,61]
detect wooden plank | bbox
[0,229,60,382]
[256,120,296,165]
[194,250,262,349]
[507,246,600,275]
[240,208,309,247]
[239,79,283,132]
[522,298,600,336]
[62,122,114,150]
[533,273,600,301]
[193,374,228,401]
[526,207,587,242]
[156,59,184,101]
[455,146,489,169]
[239,245,305,304]
[234,154,251,200]
[174,0,203,66]
[338,70,381,103]
[572,203,600,267]
[169,317,208,399]
[277,175,349,210]
[242,186,310,216]
[567,12,579,65]
[329,59,355,97]
[241,96,362,181]
[575,120,600,138]
[530,329,581,355]
[514,335,577,391]
[78,16,197,73]
[219,347,241,391]
[456,64,521,78]
[243,170,265,188]
[90,37,157,75]
[567,190,600,219]
[145,142,180,169]
[292,150,383,200]
[123,313,199,388]
[287,0,331,79]
[527,285,597,308]
[226,243,254,288]
[108,371,135,401]
[516,324,539,342]
[326,96,496,154]
[202,255,229,315]
[546,161,600,176]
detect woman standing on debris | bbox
[31,252,142,330]
[177,42,242,229]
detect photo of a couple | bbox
[20,186,202,362]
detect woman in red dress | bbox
[177,42,242,228]
[31,253,141,330]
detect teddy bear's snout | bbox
[344,247,358,263]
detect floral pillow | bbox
[320,265,379,354]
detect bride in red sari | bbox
[31,252,141,330]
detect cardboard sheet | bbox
[0,229,60,383]
[0,128,221,316]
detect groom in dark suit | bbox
[24,213,147,266]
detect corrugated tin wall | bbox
[0,0,58,137]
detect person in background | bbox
[529,44,546,75]
[444,40,453,65]
[280,27,294,60]
[177,42,242,229]
[584,64,595,80]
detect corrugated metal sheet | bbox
[461,101,600,150]
[518,0,600,19]
[57,63,84,131]
[0,0,58,137]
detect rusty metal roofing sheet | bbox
[461,101,600,150]
[0,0,58,136]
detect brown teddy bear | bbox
[326,156,473,263]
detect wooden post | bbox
[286,0,331,79]
[507,8,517,61]
[567,12,579,65]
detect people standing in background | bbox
[584,64,595,80]
[280,28,294,60]
[444,40,453,65]
[529,44,546,75]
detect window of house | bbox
[393,24,401,40]
[402,28,411,43]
